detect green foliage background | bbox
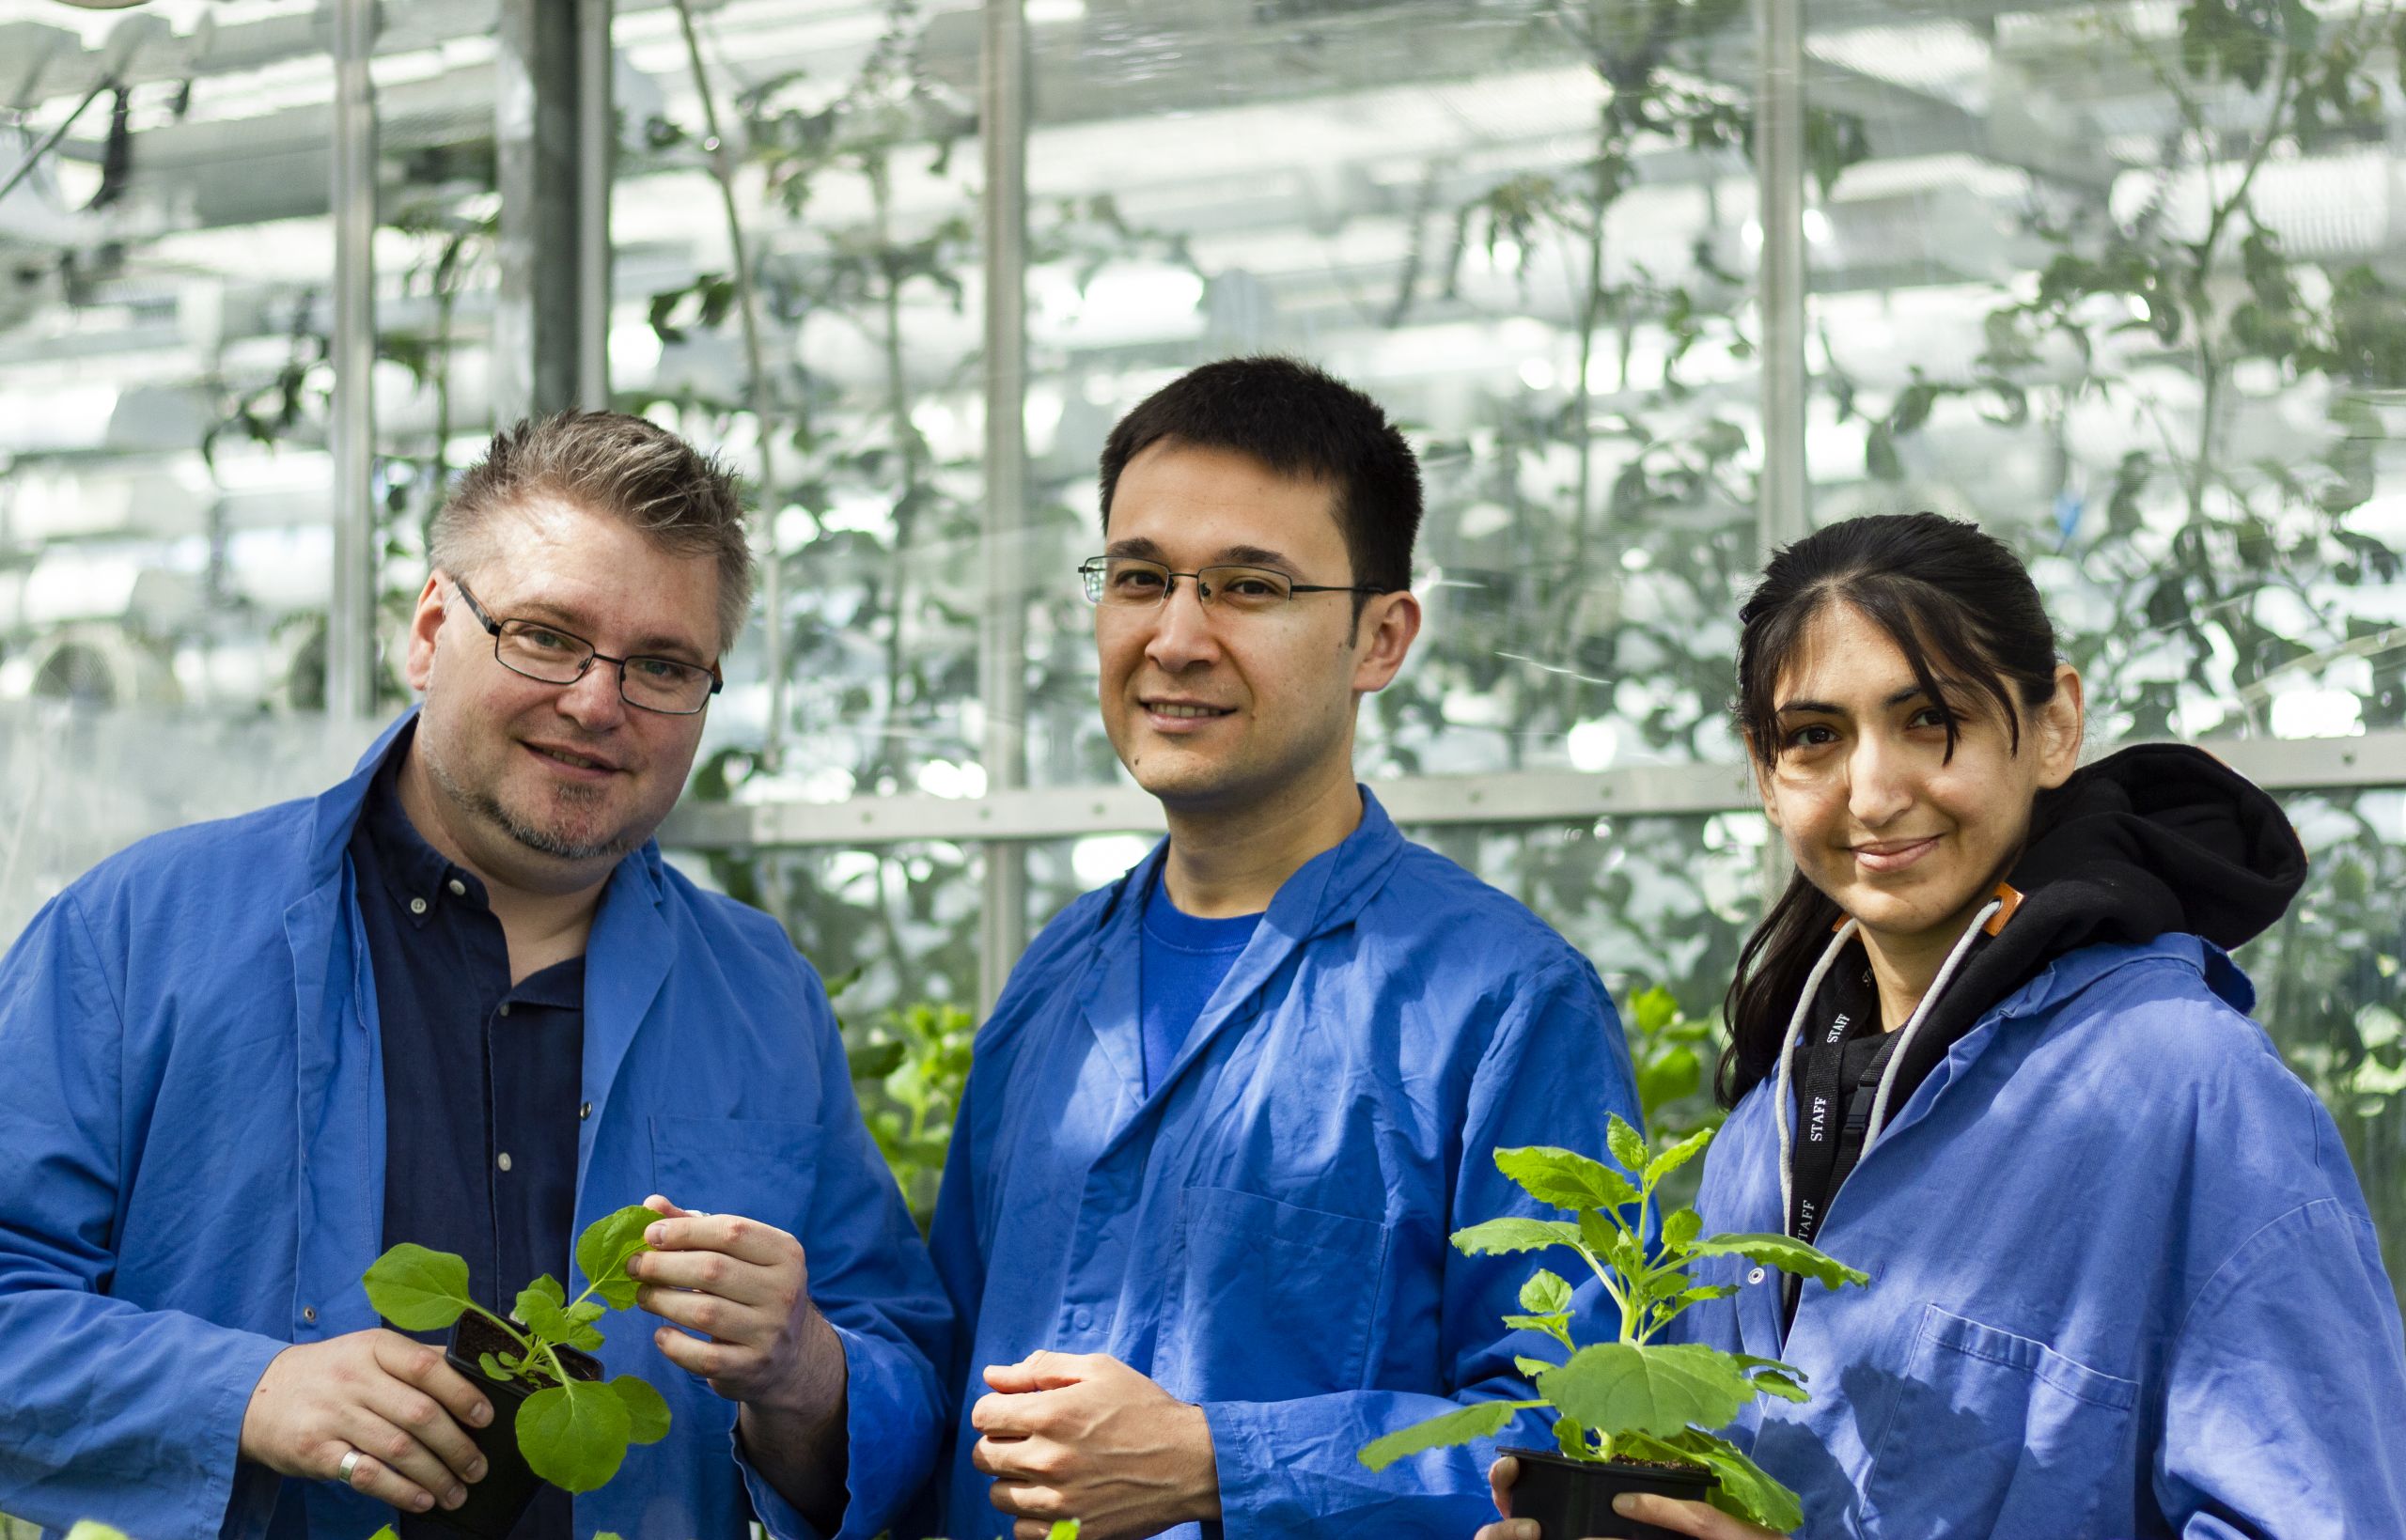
[647,0,2405,1313]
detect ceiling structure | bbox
[0,0,2396,723]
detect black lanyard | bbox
[1788,949,1879,1249]
[1783,950,1890,1322]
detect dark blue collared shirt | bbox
[351,735,585,1540]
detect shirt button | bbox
[497,1152,513,1173]
[301,1305,317,1324]
[447,879,467,896]
[497,1003,511,1018]
[578,1102,593,1120]
[1747,1267,1767,1285]
[408,897,428,915]
[1072,1307,1094,1331]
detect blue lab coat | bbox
[0,714,949,1540]
[1683,934,2406,1537]
[927,791,1641,1539]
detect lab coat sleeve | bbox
[0,891,291,1540]
[1201,958,1641,1539]
[734,961,955,1540]
[2154,1196,2406,1538]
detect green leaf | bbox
[477,1350,512,1380]
[1519,1268,1572,1314]
[515,1275,571,1339]
[1047,1524,1081,1540]
[1688,1233,1870,1290]
[1750,1368,1808,1403]
[1555,1414,1594,1460]
[66,1525,136,1540]
[1493,1146,1639,1213]
[1629,985,1678,1035]
[576,1205,658,1311]
[518,1377,633,1492]
[1667,1428,1804,1533]
[849,1038,907,1080]
[1450,1217,1584,1256]
[1514,1354,1559,1378]
[1504,1312,1574,1349]
[567,1299,606,1329]
[363,1243,474,1331]
[1605,1115,1648,1176]
[606,1374,672,1446]
[1866,422,1901,481]
[1661,1207,1703,1255]
[1644,1128,1713,1187]
[1357,1398,1529,1471]
[1537,1343,1757,1439]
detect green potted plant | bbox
[1358,1117,1866,1538]
[361,1205,673,1536]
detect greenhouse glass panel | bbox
[1019,0,1767,788]
[1794,0,2406,1303]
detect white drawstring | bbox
[1774,918,1863,1245]
[1862,897,2002,1149]
[1774,898,2005,1239]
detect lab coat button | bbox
[1747,1267,1766,1285]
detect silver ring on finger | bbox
[336,1447,365,1484]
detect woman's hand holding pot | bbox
[1471,1454,1791,1540]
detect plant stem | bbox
[461,1299,538,1359]
[674,0,787,768]
[1572,1245,1633,1339]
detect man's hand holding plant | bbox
[237,1329,495,1514]
[629,1194,851,1531]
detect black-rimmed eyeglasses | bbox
[1078,555,1388,614]
[452,577,723,716]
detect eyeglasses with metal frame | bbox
[1077,555,1389,614]
[450,576,724,715]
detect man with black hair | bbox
[924,356,1640,1540]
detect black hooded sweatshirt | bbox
[1782,743,2309,1271]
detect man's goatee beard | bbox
[428,748,645,863]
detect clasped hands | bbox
[970,1351,1219,1540]
[238,1192,844,1516]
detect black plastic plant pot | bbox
[418,1312,604,1538]
[1501,1446,1720,1540]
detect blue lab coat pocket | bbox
[1167,1184,1393,1401]
[647,1113,821,1232]
[1865,1303,2138,1538]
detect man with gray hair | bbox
[0,412,949,1540]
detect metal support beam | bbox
[976,0,1032,1017]
[576,0,613,409]
[1754,0,1809,557]
[326,0,379,721]
[1752,0,1810,904]
[661,732,2406,850]
[493,0,586,423]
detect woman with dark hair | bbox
[1479,511,2406,1538]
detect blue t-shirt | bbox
[1140,872,1261,1093]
